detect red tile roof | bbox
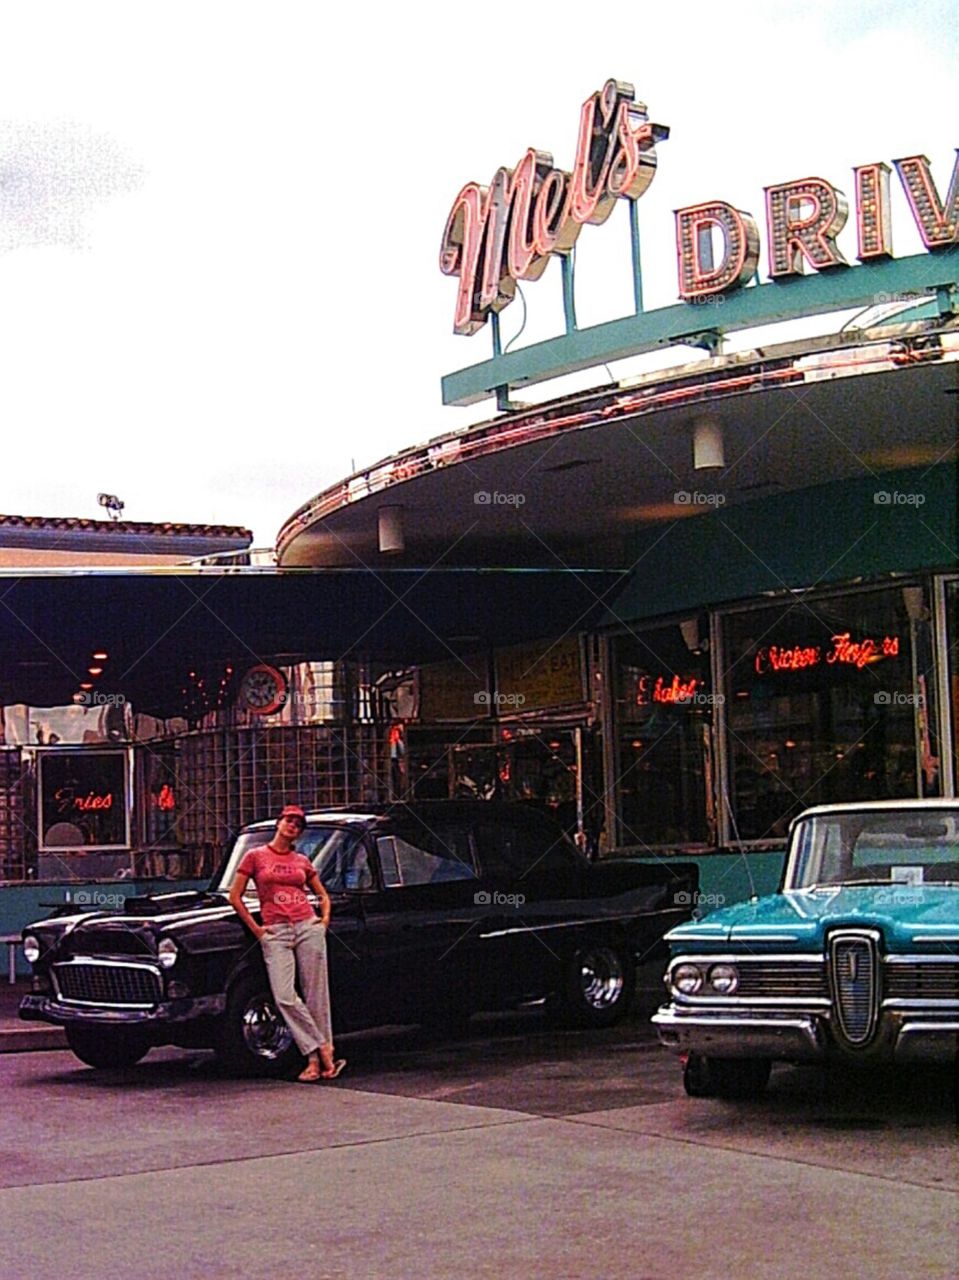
[0,514,252,539]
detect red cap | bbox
[279,804,306,825]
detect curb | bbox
[0,1027,67,1053]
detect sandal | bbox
[297,1060,323,1083]
[320,1058,347,1079]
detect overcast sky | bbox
[0,1,955,546]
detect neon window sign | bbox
[754,632,901,675]
[38,748,131,852]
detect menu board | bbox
[38,749,130,851]
[419,655,490,721]
[494,637,585,712]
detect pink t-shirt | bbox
[237,844,317,925]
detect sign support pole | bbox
[629,200,644,314]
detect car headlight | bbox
[708,963,739,995]
[672,962,704,995]
[22,935,40,964]
[157,937,178,969]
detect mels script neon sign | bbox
[440,78,958,334]
[440,80,667,335]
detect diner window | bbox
[139,744,178,849]
[945,579,959,792]
[721,586,924,842]
[613,620,711,846]
[474,812,576,879]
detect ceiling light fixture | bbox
[692,415,725,470]
[378,506,405,554]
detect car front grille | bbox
[885,961,959,1001]
[829,931,880,1046]
[735,962,828,999]
[53,961,162,1008]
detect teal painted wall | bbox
[629,849,787,913]
[610,463,957,622]
[0,879,208,977]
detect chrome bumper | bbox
[19,993,226,1027]
[652,1004,959,1063]
[652,1006,825,1060]
[893,1019,959,1063]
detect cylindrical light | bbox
[693,415,725,470]
[378,506,405,554]
[902,586,925,621]
[679,618,702,652]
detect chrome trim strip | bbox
[480,907,679,939]
[898,1019,959,1032]
[665,932,727,941]
[673,994,830,1006]
[666,953,823,966]
[883,998,959,1009]
[727,933,803,942]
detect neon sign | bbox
[754,633,900,675]
[152,784,176,811]
[440,78,958,337]
[440,80,668,335]
[57,788,114,813]
[637,674,700,705]
[678,157,958,299]
[38,749,130,852]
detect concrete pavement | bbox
[3,1035,957,1280]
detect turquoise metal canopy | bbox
[442,251,958,407]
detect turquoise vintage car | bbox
[653,800,959,1098]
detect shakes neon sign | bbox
[440,78,958,336]
[637,673,701,705]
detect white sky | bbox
[0,0,955,546]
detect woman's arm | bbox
[228,870,265,940]
[306,869,331,927]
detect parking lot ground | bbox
[2,998,957,1280]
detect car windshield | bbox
[788,808,959,889]
[215,824,363,893]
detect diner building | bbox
[274,325,958,871]
[273,75,959,878]
[0,77,956,917]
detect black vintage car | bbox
[20,801,697,1074]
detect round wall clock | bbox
[238,664,288,715]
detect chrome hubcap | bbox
[578,949,625,1009]
[241,996,294,1059]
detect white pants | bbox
[260,918,333,1057]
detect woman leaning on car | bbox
[228,804,345,1082]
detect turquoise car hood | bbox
[668,884,959,953]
